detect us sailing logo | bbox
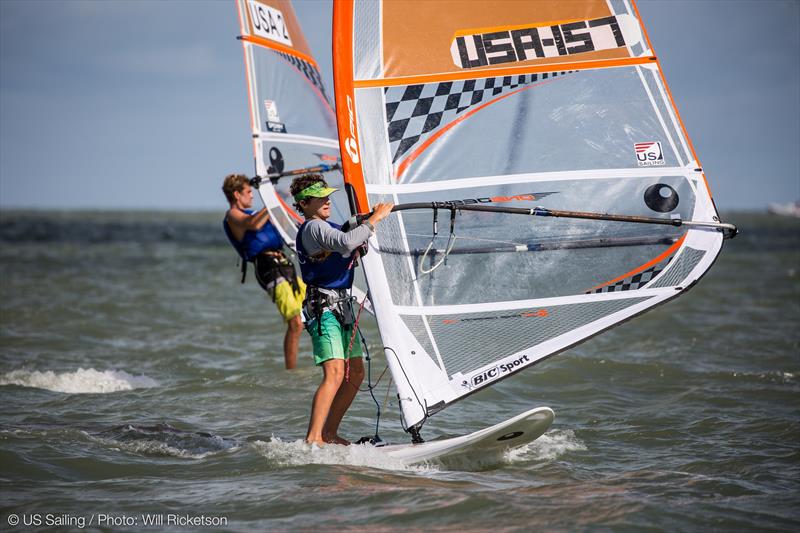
[635,141,665,167]
[263,100,286,133]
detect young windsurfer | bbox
[222,174,305,370]
[290,174,393,445]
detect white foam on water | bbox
[0,368,158,393]
[730,370,797,384]
[252,436,439,473]
[503,429,586,463]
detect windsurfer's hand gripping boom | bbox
[362,202,394,229]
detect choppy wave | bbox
[0,368,158,393]
[252,437,437,473]
[91,424,239,459]
[505,430,587,462]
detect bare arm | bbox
[226,207,270,241]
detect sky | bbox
[0,0,798,211]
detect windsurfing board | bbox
[376,406,554,464]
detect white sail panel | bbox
[381,66,694,183]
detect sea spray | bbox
[252,436,438,473]
[0,368,157,393]
[504,429,587,463]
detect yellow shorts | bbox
[268,278,306,322]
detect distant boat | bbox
[767,201,800,218]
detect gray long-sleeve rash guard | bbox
[300,219,373,258]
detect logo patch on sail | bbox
[248,0,292,47]
[263,100,286,133]
[470,366,499,387]
[465,354,531,388]
[344,95,360,164]
[635,141,665,166]
[442,192,557,206]
[451,16,626,69]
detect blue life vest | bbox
[223,209,283,262]
[296,220,355,289]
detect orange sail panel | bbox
[378,0,642,82]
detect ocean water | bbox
[0,210,798,531]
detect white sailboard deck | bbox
[377,406,554,464]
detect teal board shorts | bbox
[307,311,363,366]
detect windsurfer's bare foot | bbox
[324,434,350,445]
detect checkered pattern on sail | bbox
[384,72,573,164]
[588,254,675,294]
[277,51,332,106]
[648,247,706,288]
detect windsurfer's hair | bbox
[290,173,327,213]
[222,174,249,203]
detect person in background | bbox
[222,173,305,369]
[290,174,393,445]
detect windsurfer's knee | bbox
[287,315,303,333]
[322,360,345,385]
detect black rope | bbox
[383,346,428,436]
[348,288,384,444]
[359,321,383,442]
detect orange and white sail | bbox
[333,0,733,433]
[236,0,345,245]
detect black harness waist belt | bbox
[303,286,355,334]
[254,252,300,301]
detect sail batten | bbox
[239,34,320,67]
[365,166,697,193]
[393,289,673,315]
[251,133,339,148]
[353,56,657,88]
